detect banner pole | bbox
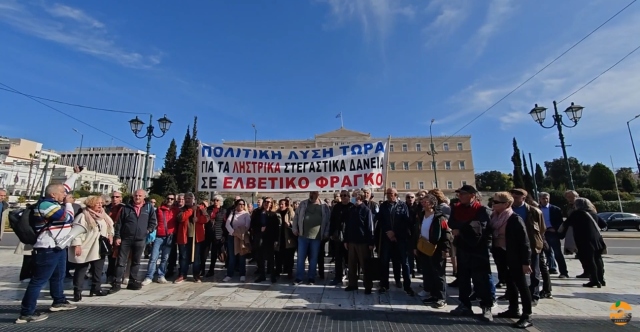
[384,135,391,194]
[191,140,199,263]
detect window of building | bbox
[292,146,297,149]
[404,182,411,190]
[389,144,394,152]
[419,181,425,189]
[280,146,285,149]
[461,180,468,186]
[305,145,310,148]
[447,181,453,189]
[431,161,437,170]
[417,161,423,170]
[432,181,438,189]
[416,143,421,152]
[402,144,408,152]
[445,161,451,170]
[443,143,449,151]
[322,145,327,147]
[390,162,396,170]
[391,181,397,188]
[402,161,409,170]
[457,142,463,151]
[267,146,272,149]
[459,161,466,170]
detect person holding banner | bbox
[250,197,280,283]
[173,192,209,284]
[292,191,331,285]
[275,199,296,279]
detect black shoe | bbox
[395,281,402,288]
[495,282,505,289]
[90,287,109,297]
[127,281,142,290]
[364,289,372,295]
[329,279,343,286]
[532,299,539,307]
[307,279,315,285]
[15,312,49,324]
[344,286,357,291]
[601,281,606,286]
[540,291,553,299]
[378,287,387,294]
[583,281,601,288]
[576,273,590,279]
[73,289,82,302]
[254,276,266,283]
[422,297,437,304]
[271,276,277,283]
[405,288,415,296]
[411,272,416,278]
[448,279,459,288]
[513,317,532,329]
[549,269,558,275]
[206,270,215,278]
[496,310,521,318]
[110,285,121,294]
[497,295,507,301]
[293,279,303,285]
[433,300,446,309]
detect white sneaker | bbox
[157,277,168,284]
[418,290,428,297]
[123,278,129,285]
[240,276,246,282]
[222,276,232,282]
[141,278,153,286]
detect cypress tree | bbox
[535,163,545,189]
[522,153,535,196]
[511,138,525,189]
[150,139,179,196]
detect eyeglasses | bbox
[238,203,245,206]
[407,196,415,199]
[111,196,121,199]
[264,201,272,204]
[166,197,175,200]
[493,201,507,205]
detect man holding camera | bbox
[17,166,82,324]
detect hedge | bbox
[594,201,640,213]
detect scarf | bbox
[452,200,483,222]
[84,208,114,234]
[490,207,513,249]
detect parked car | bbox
[598,212,640,231]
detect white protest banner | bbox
[198,141,387,192]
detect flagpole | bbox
[191,140,199,263]
[384,135,391,193]
[340,112,344,128]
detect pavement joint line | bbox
[118,309,162,332]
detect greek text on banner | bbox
[198,141,387,192]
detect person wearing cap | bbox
[509,188,546,306]
[448,184,494,322]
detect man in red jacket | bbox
[174,192,209,283]
[142,194,177,285]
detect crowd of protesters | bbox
[8,174,608,330]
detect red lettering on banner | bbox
[285,177,296,189]
[375,173,383,186]
[246,177,256,189]
[223,177,233,189]
[353,174,362,186]
[231,162,281,174]
[364,173,375,186]
[330,176,340,186]
[258,177,267,189]
[316,176,329,188]
[299,177,309,189]
[341,175,352,187]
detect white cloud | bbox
[445,9,640,138]
[0,0,161,69]
[422,0,471,45]
[318,0,416,40]
[466,0,516,56]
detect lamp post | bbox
[626,115,640,175]
[72,128,84,167]
[529,101,584,190]
[128,114,172,190]
[426,119,438,188]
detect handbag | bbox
[96,223,112,257]
[417,236,437,256]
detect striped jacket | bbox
[32,174,78,249]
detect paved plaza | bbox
[0,243,638,330]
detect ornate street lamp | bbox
[129,114,172,189]
[529,101,584,190]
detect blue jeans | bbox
[146,236,172,279]
[456,249,493,308]
[178,238,201,278]
[226,235,246,277]
[545,231,568,275]
[380,238,411,290]
[296,237,321,281]
[20,248,67,316]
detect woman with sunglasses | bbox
[223,199,251,282]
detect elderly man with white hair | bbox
[111,189,157,293]
[202,194,227,277]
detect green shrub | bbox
[594,201,640,213]
[548,190,567,208]
[600,190,635,201]
[223,197,236,209]
[576,188,603,202]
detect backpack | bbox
[9,204,46,245]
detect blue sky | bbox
[1,0,639,174]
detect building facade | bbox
[57,146,155,193]
[50,166,123,195]
[221,127,475,195]
[0,137,60,163]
